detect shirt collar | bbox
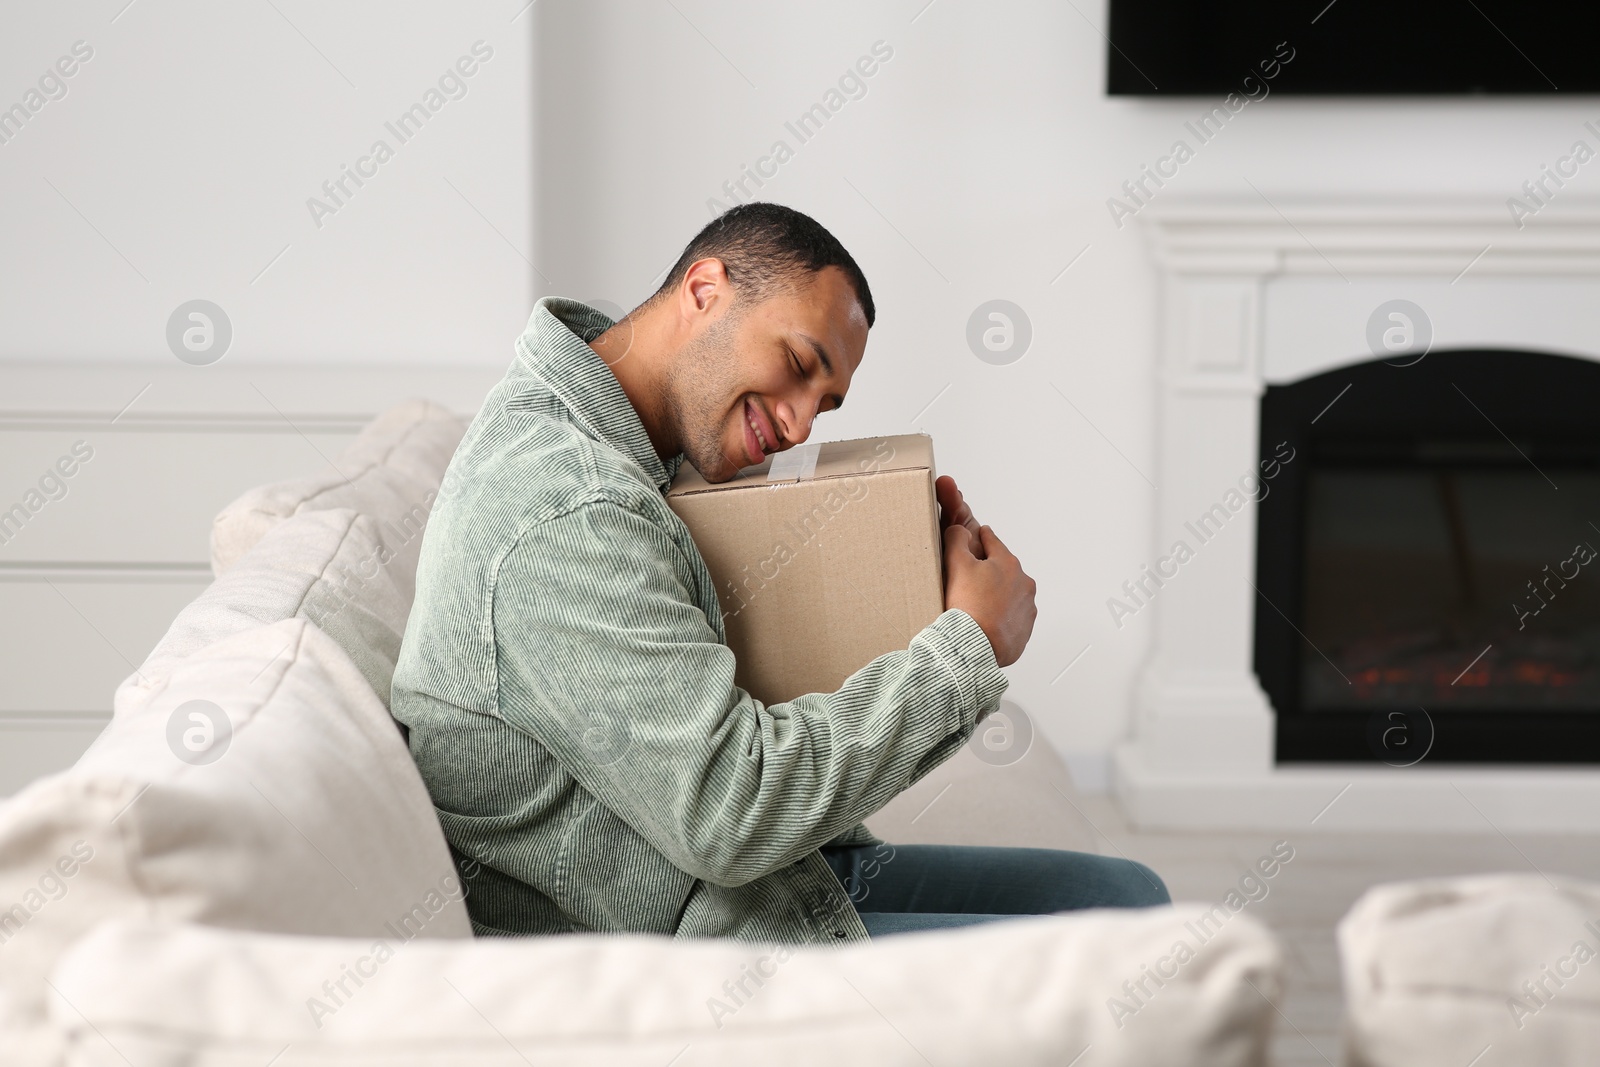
[513,296,683,494]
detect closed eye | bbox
[788,343,841,413]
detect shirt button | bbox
[834,931,846,939]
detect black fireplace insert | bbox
[1256,349,1600,763]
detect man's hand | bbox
[937,476,1037,667]
[935,475,984,559]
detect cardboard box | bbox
[666,434,945,705]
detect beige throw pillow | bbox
[210,399,464,576]
[1341,874,1600,1067]
[0,620,470,1067]
[119,509,412,713]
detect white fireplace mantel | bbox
[1114,197,1600,833]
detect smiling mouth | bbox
[743,398,772,463]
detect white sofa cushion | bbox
[48,906,1281,1066]
[119,509,412,713]
[0,619,470,1067]
[210,398,464,576]
[1340,874,1600,1066]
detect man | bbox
[392,202,1167,943]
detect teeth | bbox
[748,411,769,452]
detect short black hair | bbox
[650,202,875,328]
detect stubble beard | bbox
[666,310,750,483]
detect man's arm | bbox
[489,497,1007,888]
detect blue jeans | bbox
[821,843,1170,937]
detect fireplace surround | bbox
[1114,198,1600,831]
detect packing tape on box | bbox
[766,442,821,482]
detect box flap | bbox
[667,433,934,497]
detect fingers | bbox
[936,475,979,533]
[965,516,986,559]
[935,476,963,524]
[942,521,976,561]
[938,479,998,563]
[944,518,992,565]
[976,524,1015,563]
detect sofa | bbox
[0,398,1586,1065]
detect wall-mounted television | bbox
[1107,0,1600,95]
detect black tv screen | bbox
[1107,0,1600,95]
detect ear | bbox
[678,257,731,319]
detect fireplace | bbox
[1112,197,1600,831]
[1256,350,1600,763]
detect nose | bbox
[776,398,815,448]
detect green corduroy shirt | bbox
[391,297,1009,945]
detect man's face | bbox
[671,265,868,483]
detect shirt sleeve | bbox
[488,498,1007,888]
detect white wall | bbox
[6,0,1596,790]
[0,0,535,363]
